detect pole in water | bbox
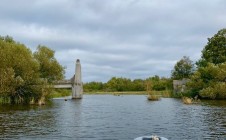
[72,59,83,99]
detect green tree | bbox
[188,62,226,99]
[34,45,65,83]
[171,56,194,80]
[197,28,226,67]
[0,36,65,104]
[131,79,145,91]
[105,77,132,92]
[0,36,45,104]
[83,82,104,92]
[188,29,226,99]
[145,76,171,91]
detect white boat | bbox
[134,135,168,140]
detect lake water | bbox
[0,95,225,140]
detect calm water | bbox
[0,95,225,140]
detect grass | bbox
[84,91,147,95]
[84,90,173,97]
[147,94,160,101]
[49,89,71,98]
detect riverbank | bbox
[85,91,146,95]
[85,90,172,97]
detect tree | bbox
[83,82,104,92]
[131,79,145,91]
[105,77,132,92]
[34,45,65,83]
[171,56,194,80]
[197,28,226,67]
[0,36,43,104]
[188,62,226,99]
[188,29,226,99]
[0,36,65,104]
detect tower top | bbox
[76,59,80,63]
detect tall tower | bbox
[72,59,83,99]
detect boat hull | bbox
[134,136,168,140]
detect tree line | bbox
[83,76,173,92]
[0,36,65,104]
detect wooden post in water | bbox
[72,59,83,99]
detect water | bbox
[0,95,225,140]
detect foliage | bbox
[188,29,226,99]
[33,45,65,83]
[0,36,64,104]
[105,77,132,91]
[145,75,172,91]
[199,83,226,99]
[49,89,71,98]
[0,36,40,104]
[131,79,146,91]
[197,28,226,67]
[83,82,104,92]
[188,62,226,99]
[171,56,194,80]
[84,76,172,93]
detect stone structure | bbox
[72,59,83,99]
[53,59,83,99]
[173,78,189,94]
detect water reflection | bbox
[0,95,225,139]
[0,103,58,139]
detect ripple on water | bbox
[0,95,225,140]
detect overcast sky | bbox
[0,0,225,82]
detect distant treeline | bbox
[84,76,173,92]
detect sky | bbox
[0,0,226,82]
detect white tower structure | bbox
[72,59,83,99]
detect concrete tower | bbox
[72,59,83,99]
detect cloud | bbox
[0,0,226,82]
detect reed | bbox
[182,96,193,104]
[147,94,160,101]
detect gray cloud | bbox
[0,0,226,82]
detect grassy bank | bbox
[85,90,173,97]
[49,89,71,98]
[85,91,146,95]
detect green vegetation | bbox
[171,56,194,80]
[84,76,172,92]
[85,90,172,97]
[1,28,225,103]
[49,89,71,98]
[180,28,226,99]
[0,36,65,104]
[197,29,226,67]
[34,45,65,83]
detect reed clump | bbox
[147,94,160,101]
